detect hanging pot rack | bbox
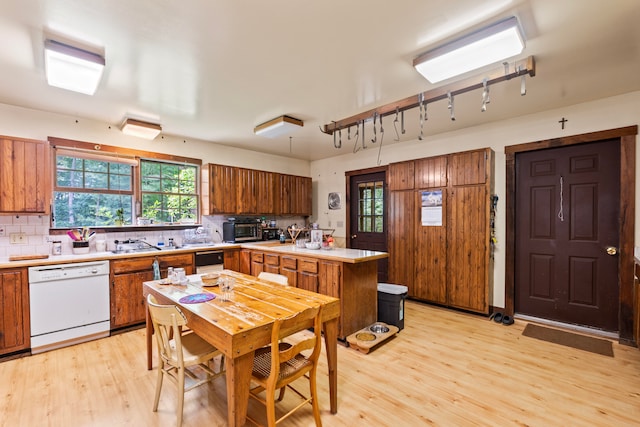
[320,55,536,136]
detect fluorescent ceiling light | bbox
[254,115,304,138]
[121,118,162,140]
[413,16,525,83]
[44,39,105,95]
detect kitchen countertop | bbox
[0,240,387,269]
[240,242,388,263]
[0,243,241,269]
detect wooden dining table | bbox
[142,269,340,427]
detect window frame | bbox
[49,137,202,230]
[139,158,200,223]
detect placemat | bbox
[179,293,215,304]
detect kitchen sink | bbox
[110,246,179,254]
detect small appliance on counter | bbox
[223,218,260,242]
[261,227,280,241]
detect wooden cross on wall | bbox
[559,117,568,129]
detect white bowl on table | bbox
[305,242,321,250]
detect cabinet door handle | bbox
[351,234,357,239]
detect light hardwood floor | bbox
[1,300,639,426]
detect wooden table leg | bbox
[323,317,339,414]
[226,352,254,427]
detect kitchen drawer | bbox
[265,253,279,266]
[299,258,318,274]
[251,252,264,263]
[281,256,297,270]
[111,253,193,274]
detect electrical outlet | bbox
[0,226,5,237]
[10,232,27,244]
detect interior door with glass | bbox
[348,170,387,282]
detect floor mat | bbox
[522,323,614,357]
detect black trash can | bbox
[377,283,408,331]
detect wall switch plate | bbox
[10,232,27,244]
[0,226,5,237]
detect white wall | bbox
[0,102,310,176]
[0,102,311,257]
[310,91,640,308]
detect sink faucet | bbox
[134,239,163,251]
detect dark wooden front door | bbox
[348,170,388,282]
[515,139,620,331]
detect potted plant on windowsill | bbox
[115,208,125,226]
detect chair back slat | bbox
[147,294,188,366]
[270,305,322,379]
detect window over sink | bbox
[50,139,201,228]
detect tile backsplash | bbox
[0,214,307,257]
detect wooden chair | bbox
[247,305,323,427]
[147,294,224,427]
[258,271,289,286]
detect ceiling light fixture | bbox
[254,115,303,138]
[121,118,162,140]
[413,16,525,83]
[44,39,105,95]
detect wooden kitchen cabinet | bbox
[279,174,312,215]
[236,167,256,214]
[110,253,194,329]
[297,258,319,293]
[279,174,293,215]
[0,136,50,214]
[388,160,415,191]
[280,256,298,287]
[204,164,238,214]
[256,170,276,215]
[239,249,251,274]
[250,251,265,276]
[223,248,240,271]
[0,268,30,355]
[264,253,280,274]
[292,175,312,215]
[388,190,416,298]
[203,163,311,216]
[238,248,377,339]
[388,148,493,314]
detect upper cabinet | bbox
[0,136,50,214]
[279,174,312,216]
[202,164,311,216]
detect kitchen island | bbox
[238,243,388,339]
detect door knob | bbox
[605,246,618,256]
[351,234,357,239]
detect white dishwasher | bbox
[28,260,110,354]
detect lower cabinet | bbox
[239,249,377,339]
[280,256,298,287]
[110,253,194,329]
[0,268,30,355]
[223,248,240,271]
[297,258,319,293]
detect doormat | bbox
[522,323,613,357]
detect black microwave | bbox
[223,221,259,242]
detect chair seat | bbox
[252,344,311,382]
[171,332,219,364]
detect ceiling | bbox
[0,0,639,161]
